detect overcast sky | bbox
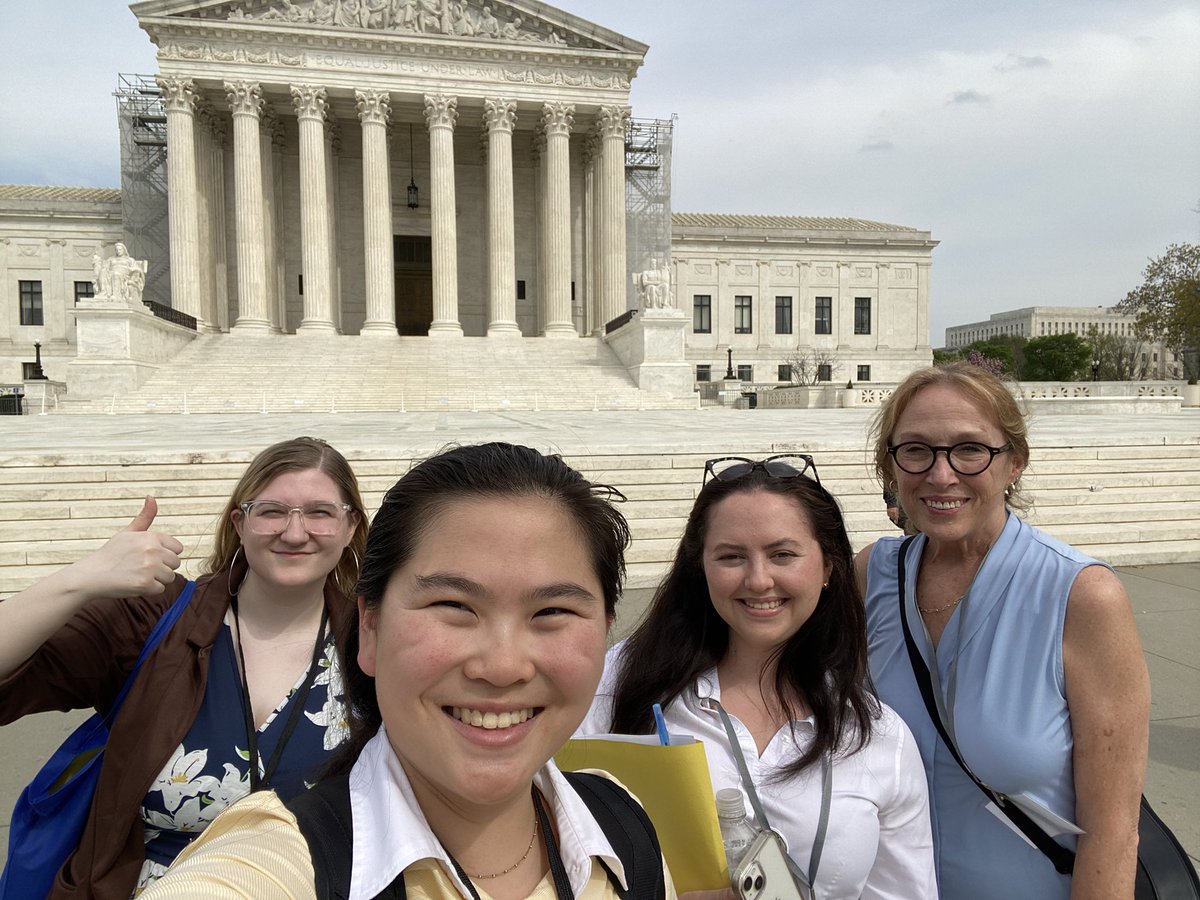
[2,1,1197,344]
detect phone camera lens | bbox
[754,875,765,891]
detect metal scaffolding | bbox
[115,73,170,305]
[625,115,674,304]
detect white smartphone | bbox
[731,830,813,900]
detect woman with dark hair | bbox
[140,443,674,900]
[581,456,935,899]
[857,362,1149,899]
[0,436,367,898]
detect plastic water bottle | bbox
[716,788,760,872]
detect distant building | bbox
[945,305,1182,379]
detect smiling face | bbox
[357,495,610,817]
[232,468,358,595]
[702,488,831,663]
[890,382,1025,548]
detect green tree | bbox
[933,348,960,364]
[961,335,1025,375]
[1022,333,1093,381]
[1116,243,1200,379]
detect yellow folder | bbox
[555,737,728,893]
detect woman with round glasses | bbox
[0,436,367,897]
[581,453,936,899]
[856,362,1149,899]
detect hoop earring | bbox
[228,545,248,597]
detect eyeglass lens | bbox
[707,455,816,483]
[244,502,346,535]
[891,442,1002,475]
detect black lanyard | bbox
[230,597,329,793]
[442,789,575,900]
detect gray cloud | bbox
[859,140,895,152]
[949,89,990,104]
[995,53,1052,72]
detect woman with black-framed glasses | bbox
[856,362,1149,900]
[580,453,936,899]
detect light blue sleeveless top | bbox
[865,512,1102,900]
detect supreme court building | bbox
[0,0,937,399]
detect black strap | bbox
[564,771,666,900]
[232,600,329,792]
[895,536,1076,876]
[288,771,664,900]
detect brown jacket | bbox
[0,562,353,900]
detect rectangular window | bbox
[737,364,753,382]
[774,296,793,334]
[734,296,753,334]
[854,297,871,335]
[817,364,832,382]
[815,297,832,335]
[778,364,791,382]
[74,281,95,304]
[695,364,711,383]
[19,281,43,326]
[516,280,526,300]
[692,295,712,333]
[857,365,871,382]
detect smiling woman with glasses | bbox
[0,436,367,897]
[579,452,936,898]
[857,361,1150,900]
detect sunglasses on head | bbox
[703,453,820,485]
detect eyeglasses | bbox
[237,500,354,536]
[887,441,1012,476]
[703,454,820,485]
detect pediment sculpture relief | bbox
[226,0,586,46]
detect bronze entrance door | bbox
[394,235,432,335]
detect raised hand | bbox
[69,497,185,599]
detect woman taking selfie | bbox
[582,455,935,899]
[0,436,367,898]
[856,362,1149,899]
[141,443,673,900]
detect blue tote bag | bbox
[0,581,196,900]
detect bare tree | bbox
[783,348,842,386]
[1085,327,1152,381]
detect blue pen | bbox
[652,703,671,746]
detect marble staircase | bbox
[59,333,698,414]
[2,438,1197,597]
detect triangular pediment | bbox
[132,0,646,54]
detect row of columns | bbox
[155,75,630,337]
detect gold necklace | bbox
[468,817,539,880]
[918,594,964,615]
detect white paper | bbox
[985,791,1083,849]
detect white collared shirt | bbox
[579,642,937,900]
[349,725,637,900]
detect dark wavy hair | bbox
[328,442,630,775]
[608,467,878,776]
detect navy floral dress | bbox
[133,619,347,893]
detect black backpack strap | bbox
[286,774,406,900]
[565,771,666,900]
[895,536,1076,876]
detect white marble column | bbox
[357,89,396,336]
[261,111,284,332]
[597,105,629,328]
[225,80,270,331]
[156,76,203,324]
[582,136,600,335]
[484,98,519,336]
[423,95,463,337]
[532,132,547,330]
[270,122,287,331]
[541,102,576,338]
[325,120,342,333]
[192,99,217,331]
[291,84,336,333]
[207,118,230,332]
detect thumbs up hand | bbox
[72,496,185,598]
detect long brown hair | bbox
[202,436,367,599]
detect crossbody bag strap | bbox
[103,581,197,727]
[895,537,1075,875]
[712,698,829,891]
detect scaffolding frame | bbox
[625,116,674,306]
[115,73,170,305]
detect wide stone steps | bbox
[59,333,699,414]
[2,436,1198,595]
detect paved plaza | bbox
[0,408,1197,871]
